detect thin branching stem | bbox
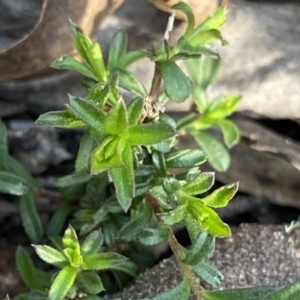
[145,191,205,300]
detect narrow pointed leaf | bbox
[36,110,86,128]
[114,68,147,96]
[204,286,283,300]
[56,172,92,187]
[191,7,227,38]
[137,228,170,246]
[69,96,106,133]
[87,82,110,108]
[16,246,43,290]
[159,60,191,103]
[85,42,107,81]
[48,204,71,236]
[78,272,104,294]
[165,149,206,168]
[110,143,134,212]
[263,280,300,299]
[19,192,44,242]
[51,55,98,81]
[49,266,77,300]
[108,30,127,70]
[128,123,175,145]
[127,97,144,126]
[62,225,80,251]
[201,182,238,208]
[0,119,7,157]
[216,119,240,148]
[192,261,223,288]
[81,230,104,255]
[0,171,29,196]
[181,232,215,265]
[159,200,188,226]
[182,172,215,195]
[190,29,227,48]
[82,253,127,270]
[118,50,146,68]
[193,131,230,172]
[33,245,67,267]
[112,260,138,278]
[75,130,96,172]
[105,99,128,135]
[172,2,194,37]
[153,277,190,300]
[119,201,152,241]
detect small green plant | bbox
[2,2,300,300]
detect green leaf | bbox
[0,171,29,196]
[90,136,125,174]
[189,29,227,48]
[201,182,238,208]
[36,110,86,128]
[165,149,206,168]
[128,123,175,145]
[172,2,194,38]
[204,287,283,300]
[81,229,104,255]
[216,119,240,148]
[188,199,231,237]
[78,272,105,294]
[105,99,128,135]
[0,119,8,166]
[70,21,91,62]
[192,261,223,288]
[85,42,107,81]
[82,253,127,270]
[62,225,80,251]
[51,55,98,81]
[57,172,92,187]
[108,30,127,70]
[69,96,106,133]
[16,246,43,290]
[33,245,67,267]
[19,192,44,242]
[114,68,147,96]
[185,57,221,90]
[263,280,300,299]
[48,204,71,236]
[152,151,167,177]
[110,142,134,212]
[153,277,190,300]
[202,95,242,121]
[159,60,191,102]
[118,50,146,68]
[112,260,138,278]
[191,7,227,38]
[163,178,182,194]
[193,131,230,172]
[119,201,152,241]
[49,266,77,300]
[181,232,215,265]
[137,228,170,246]
[182,172,214,195]
[159,200,188,226]
[87,82,110,108]
[6,156,38,188]
[75,130,96,172]
[127,97,144,126]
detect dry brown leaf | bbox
[0,0,124,80]
[149,0,219,24]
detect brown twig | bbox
[149,64,162,104]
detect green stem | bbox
[145,191,205,300]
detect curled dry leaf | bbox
[0,0,124,80]
[149,0,219,24]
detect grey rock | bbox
[211,0,300,119]
[105,224,300,299]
